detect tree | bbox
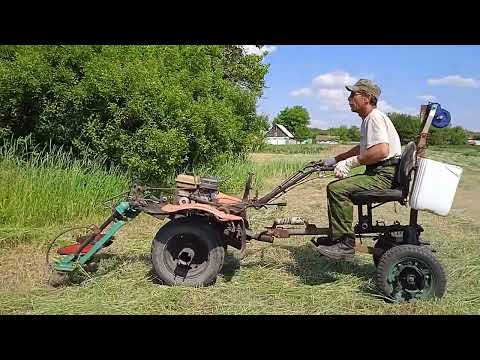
[388,112,467,145]
[430,126,467,145]
[273,106,311,141]
[388,112,420,144]
[347,126,360,142]
[0,45,270,183]
[329,126,351,142]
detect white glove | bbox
[334,156,361,179]
[322,157,337,167]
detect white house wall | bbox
[267,137,290,145]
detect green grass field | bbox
[1,143,479,314]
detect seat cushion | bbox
[350,189,404,205]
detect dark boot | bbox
[310,236,336,247]
[314,236,356,260]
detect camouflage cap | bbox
[345,79,381,98]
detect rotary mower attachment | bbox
[47,200,142,286]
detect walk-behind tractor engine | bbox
[176,175,220,205]
[48,103,462,303]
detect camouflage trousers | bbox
[327,165,397,242]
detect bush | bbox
[0,45,269,184]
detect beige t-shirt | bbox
[360,108,401,160]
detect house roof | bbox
[275,124,294,138]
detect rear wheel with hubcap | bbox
[375,245,446,302]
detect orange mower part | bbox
[56,234,115,255]
[57,243,94,255]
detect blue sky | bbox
[251,45,480,131]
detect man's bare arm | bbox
[357,143,389,165]
[334,145,360,162]
[333,143,389,165]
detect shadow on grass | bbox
[228,243,381,299]
[64,251,153,285]
[219,253,242,282]
[280,243,388,299]
[66,245,384,300]
[72,250,243,285]
[278,243,376,285]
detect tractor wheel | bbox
[376,245,446,302]
[151,217,225,287]
[372,241,392,267]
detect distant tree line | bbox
[308,112,469,145]
[388,112,468,146]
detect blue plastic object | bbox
[430,103,451,128]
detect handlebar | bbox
[253,161,334,206]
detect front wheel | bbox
[151,217,225,287]
[375,245,447,302]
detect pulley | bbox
[429,103,451,128]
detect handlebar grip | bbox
[312,165,335,171]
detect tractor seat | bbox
[351,189,403,204]
[350,142,417,205]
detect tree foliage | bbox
[0,45,269,182]
[388,112,420,144]
[273,105,311,141]
[327,126,360,142]
[429,126,468,145]
[325,112,468,146]
[388,112,467,145]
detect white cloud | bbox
[427,75,479,88]
[288,69,418,123]
[377,100,402,114]
[310,118,330,128]
[404,107,421,116]
[289,88,312,97]
[313,71,357,88]
[263,45,277,54]
[241,45,277,56]
[417,94,437,102]
[378,101,418,116]
[288,71,358,113]
[317,88,350,112]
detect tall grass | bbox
[194,156,316,195]
[0,138,130,246]
[0,138,320,246]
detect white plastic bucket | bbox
[409,157,463,216]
